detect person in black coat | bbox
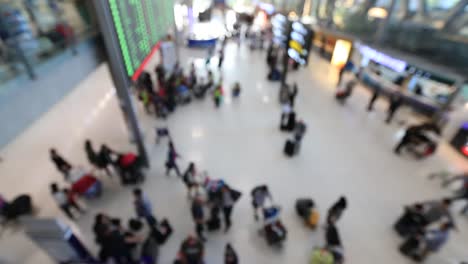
[50,148,72,178]
[386,92,403,124]
[224,243,238,264]
[289,83,298,107]
[327,196,348,224]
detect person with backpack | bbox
[166,141,181,177]
[50,148,72,178]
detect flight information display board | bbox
[108,0,174,78]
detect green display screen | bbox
[108,0,174,78]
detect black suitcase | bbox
[284,140,296,157]
[295,198,314,218]
[5,195,32,219]
[207,217,221,231]
[399,236,421,260]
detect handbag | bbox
[152,218,173,245]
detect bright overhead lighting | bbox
[367,7,388,19]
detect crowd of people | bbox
[2,18,466,264]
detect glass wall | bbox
[0,0,96,83]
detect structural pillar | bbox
[91,0,149,167]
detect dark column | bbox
[91,0,149,167]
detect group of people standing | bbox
[49,140,146,220]
[162,138,241,264]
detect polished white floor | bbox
[1,43,468,264]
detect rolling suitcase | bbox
[284,140,296,157]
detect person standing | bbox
[180,235,205,264]
[221,185,242,232]
[183,162,198,198]
[218,49,225,68]
[85,140,100,168]
[251,185,273,221]
[386,92,403,124]
[327,196,348,224]
[50,183,84,219]
[133,188,156,226]
[50,148,72,178]
[191,196,206,241]
[213,84,223,108]
[224,243,238,264]
[289,83,298,108]
[166,141,181,177]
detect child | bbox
[232,82,241,98]
[213,85,224,108]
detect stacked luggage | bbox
[67,167,102,198]
[118,153,145,185]
[262,206,287,246]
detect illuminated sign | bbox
[358,45,407,73]
[108,0,174,79]
[288,21,312,65]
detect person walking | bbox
[85,140,100,168]
[183,162,199,198]
[367,87,380,112]
[224,243,238,264]
[289,83,298,108]
[327,196,348,224]
[221,185,242,232]
[133,188,156,226]
[191,196,206,241]
[50,183,83,219]
[166,141,181,177]
[386,92,403,124]
[98,144,117,175]
[50,148,72,178]
[251,185,273,221]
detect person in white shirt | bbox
[50,183,83,219]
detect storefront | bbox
[310,27,354,67]
[0,0,96,83]
[353,43,463,118]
